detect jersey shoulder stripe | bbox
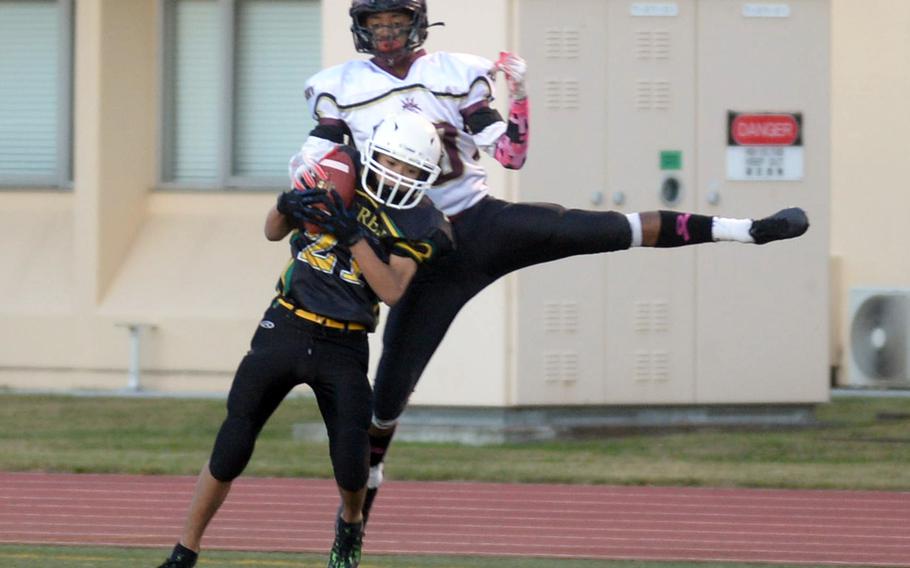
[379,199,454,264]
[378,210,435,263]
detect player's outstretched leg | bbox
[748,207,810,244]
[327,514,364,568]
[625,207,809,248]
[155,544,197,568]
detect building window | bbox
[0,0,73,188]
[161,0,321,190]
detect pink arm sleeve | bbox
[493,98,530,170]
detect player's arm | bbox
[462,52,530,170]
[264,204,294,241]
[288,73,352,187]
[349,243,418,306]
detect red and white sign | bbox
[727,111,803,181]
[731,114,799,146]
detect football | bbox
[299,146,357,234]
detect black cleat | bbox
[749,207,809,244]
[327,516,363,568]
[157,561,195,568]
[156,543,197,568]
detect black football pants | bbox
[372,196,633,422]
[209,305,371,492]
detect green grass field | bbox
[0,545,873,568]
[2,392,910,489]
[1,392,908,567]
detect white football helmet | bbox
[362,112,442,210]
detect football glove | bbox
[276,189,326,218]
[291,154,329,190]
[495,51,528,100]
[298,190,365,247]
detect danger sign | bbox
[727,111,803,181]
[731,114,800,146]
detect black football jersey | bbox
[276,160,453,331]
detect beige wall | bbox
[830,0,910,378]
[0,0,515,398]
[1,0,906,397]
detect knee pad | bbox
[329,427,370,492]
[335,465,369,493]
[208,415,257,482]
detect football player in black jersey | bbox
[156,112,453,568]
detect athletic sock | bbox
[368,425,396,467]
[655,211,713,247]
[626,211,756,247]
[712,217,755,243]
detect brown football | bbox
[300,146,357,234]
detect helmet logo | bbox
[401,97,422,112]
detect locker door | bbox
[514,0,609,404]
[602,0,698,404]
[694,0,830,403]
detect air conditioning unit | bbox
[847,288,910,387]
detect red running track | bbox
[1,472,909,566]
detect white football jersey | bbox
[302,52,505,216]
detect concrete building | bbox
[1,1,908,418]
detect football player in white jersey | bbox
[288,0,811,529]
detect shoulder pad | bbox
[442,52,496,75]
[304,60,375,117]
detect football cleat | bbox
[155,543,197,568]
[327,516,364,568]
[156,561,195,568]
[749,207,809,244]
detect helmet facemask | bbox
[362,113,442,210]
[350,1,430,65]
[363,12,417,60]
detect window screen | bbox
[0,0,71,186]
[233,0,321,181]
[162,0,321,188]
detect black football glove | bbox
[276,189,326,218]
[298,190,364,247]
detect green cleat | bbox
[327,516,363,568]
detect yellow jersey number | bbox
[298,233,363,286]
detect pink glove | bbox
[495,52,528,100]
[290,153,329,190]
